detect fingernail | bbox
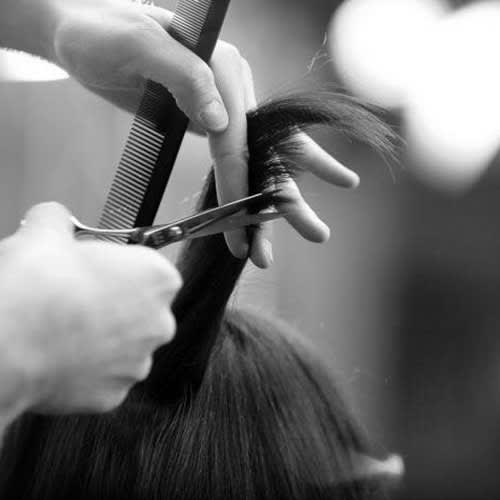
[238,242,250,260]
[349,172,360,188]
[199,99,228,132]
[230,242,249,260]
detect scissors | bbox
[72,191,284,250]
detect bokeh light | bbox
[329,0,448,109]
[330,0,500,192]
[404,1,500,191]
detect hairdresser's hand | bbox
[32,0,359,267]
[41,0,227,132]
[208,50,361,268]
[0,203,181,418]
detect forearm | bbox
[0,0,58,60]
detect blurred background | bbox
[1,0,500,498]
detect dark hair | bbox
[0,92,397,500]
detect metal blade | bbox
[184,211,284,240]
[167,191,279,232]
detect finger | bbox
[20,202,74,240]
[128,246,183,299]
[142,5,174,29]
[111,354,155,383]
[79,242,183,299]
[209,43,252,259]
[133,28,228,132]
[126,246,183,300]
[296,133,360,188]
[249,222,274,269]
[145,9,235,139]
[241,57,257,111]
[186,57,252,136]
[278,179,330,243]
[134,356,153,382]
[241,56,279,268]
[92,385,130,412]
[81,5,171,114]
[239,57,270,267]
[240,60,275,268]
[142,306,177,346]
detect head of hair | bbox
[0,91,397,500]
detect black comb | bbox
[98,0,231,241]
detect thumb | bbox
[134,33,228,132]
[20,202,74,240]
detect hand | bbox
[0,203,181,415]
[208,45,360,267]
[44,0,359,267]
[48,0,228,131]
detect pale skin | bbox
[0,203,181,440]
[0,0,360,437]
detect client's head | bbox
[0,92,398,500]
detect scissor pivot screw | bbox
[168,226,183,239]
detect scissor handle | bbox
[72,217,136,239]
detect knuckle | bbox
[94,389,129,412]
[35,201,66,212]
[135,357,153,381]
[213,43,251,79]
[110,389,129,408]
[24,201,68,224]
[94,399,116,413]
[147,259,182,293]
[212,42,245,76]
[110,16,158,51]
[131,246,182,289]
[185,62,215,101]
[162,311,177,340]
[216,41,241,62]
[150,310,177,344]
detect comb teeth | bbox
[170,0,212,49]
[98,0,230,241]
[98,95,164,233]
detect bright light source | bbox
[0,50,68,82]
[405,1,500,192]
[328,0,448,108]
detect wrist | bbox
[0,341,41,423]
[0,0,61,62]
[0,297,52,420]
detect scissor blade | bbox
[134,191,283,248]
[173,191,280,231]
[184,211,284,240]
